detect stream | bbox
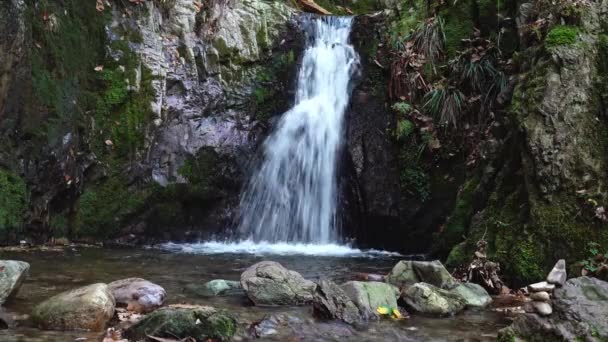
[0,247,509,341]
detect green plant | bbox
[409,16,446,73]
[545,25,578,47]
[0,169,27,234]
[423,86,465,128]
[396,119,415,139]
[392,101,413,114]
[575,242,608,280]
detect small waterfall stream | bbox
[236,16,360,244]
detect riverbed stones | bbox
[530,291,550,302]
[313,279,362,324]
[125,304,236,341]
[402,282,467,316]
[341,281,399,319]
[0,260,29,304]
[528,281,555,292]
[532,301,552,316]
[449,282,492,308]
[32,283,115,331]
[386,260,457,289]
[499,277,608,341]
[241,261,316,305]
[108,277,166,313]
[546,259,567,286]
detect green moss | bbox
[396,119,415,139]
[440,1,476,58]
[434,177,478,257]
[77,176,147,239]
[0,169,27,235]
[445,242,469,268]
[545,25,579,47]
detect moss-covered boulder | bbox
[386,260,458,290]
[32,283,115,331]
[340,281,399,319]
[450,282,492,308]
[0,260,29,304]
[402,282,467,317]
[124,305,237,342]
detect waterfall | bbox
[237,16,360,244]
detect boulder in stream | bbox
[108,277,166,313]
[241,261,316,305]
[499,277,608,341]
[0,260,29,304]
[340,281,399,319]
[450,282,492,308]
[187,279,244,297]
[402,282,466,316]
[32,283,115,331]
[313,279,362,324]
[386,260,457,289]
[125,304,236,341]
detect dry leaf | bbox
[105,139,113,146]
[94,65,104,72]
[96,0,105,12]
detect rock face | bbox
[340,281,399,319]
[449,283,492,308]
[0,260,29,304]
[108,278,166,313]
[313,279,362,324]
[125,305,236,341]
[32,283,115,331]
[240,261,316,306]
[386,260,457,289]
[187,279,243,297]
[402,282,467,316]
[499,277,608,341]
[546,259,567,286]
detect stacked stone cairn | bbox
[524,259,567,316]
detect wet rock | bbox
[187,279,243,297]
[386,260,457,289]
[449,283,492,308]
[530,291,550,302]
[32,283,115,331]
[108,278,166,313]
[402,283,466,316]
[499,277,608,341]
[0,260,29,304]
[249,313,303,338]
[528,281,555,293]
[546,259,566,286]
[241,261,316,305]
[532,301,552,316]
[313,279,362,324]
[341,281,399,319]
[125,304,236,341]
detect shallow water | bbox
[0,247,510,341]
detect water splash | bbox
[237,16,360,243]
[157,240,401,257]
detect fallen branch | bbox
[298,0,331,15]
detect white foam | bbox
[157,240,401,257]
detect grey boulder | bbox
[450,282,492,308]
[341,281,399,319]
[241,261,316,306]
[499,277,608,341]
[108,277,166,313]
[386,260,457,289]
[313,279,362,324]
[0,260,29,304]
[402,282,467,316]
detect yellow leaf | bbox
[391,308,402,319]
[376,306,390,315]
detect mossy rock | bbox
[32,283,115,332]
[124,305,237,341]
[0,169,26,235]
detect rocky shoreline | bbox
[1,252,605,341]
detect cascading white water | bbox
[237,16,360,243]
